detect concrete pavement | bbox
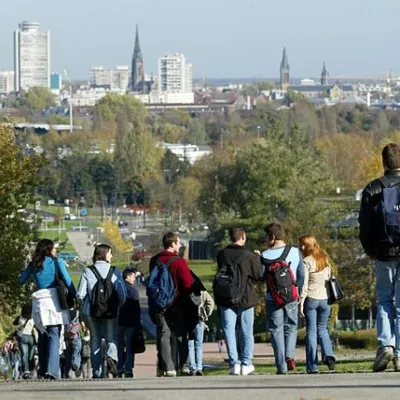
[2,374,400,400]
[66,232,94,263]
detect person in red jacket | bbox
[149,232,194,377]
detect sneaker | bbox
[393,358,400,372]
[373,346,394,372]
[125,372,134,378]
[241,365,255,376]
[286,358,296,371]
[165,370,177,377]
[180,366,190,376]
[106,357,118,378]
[276,371,288,375]
[307,370,318,374]
[189,370,196,376]
[117,372,124,378]
[229,365,241,376]
[324,356,335,371]
[74,368,82,378]
[156,368,164,377]
[196,370,204,376]
[22,372,32,380]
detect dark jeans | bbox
[18,334,35,374]
[64,336,82,377]
[155,304,188,372]
[117,326,136,374]
[38,325,61,378]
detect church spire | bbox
[133,24,141,57]
[131,24,144,92]
[321,61,328,85]
[280,47,290,90]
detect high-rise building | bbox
[321,62,329,85]
[159,53,193,93]
[280,47,290,91]
[89,66,129,91]
[131,25,144,92]
[0,70,15,94]
[113,66,130,92]
[14,21,50,92]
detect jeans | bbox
[12,360,20,380]
[117,326,136,374]
[18,334,35,374]
[156,303,189,372]
[220,307,254,367]
[38,325,61,378]
[266,301,298,373]
[188,321,205,371]
[64,336,82,377]
[304,298,334,372]
[86,317,118,378]
[376,260,400,357]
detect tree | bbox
[21,87,56,113]
[184,118,207,145]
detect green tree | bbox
[21,87,56,113]
[184,118,207,145]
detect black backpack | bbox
[213,252,249,307]
[380,176,400,246]
[89,265,119,319]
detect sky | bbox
[1,0,399,80]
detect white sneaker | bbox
[229,365,241,376]
[241,365,255,376]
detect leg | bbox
[86,317,103,378]
[71,336,82,372]
[316,300,334,361]
[220,307,239,368]
[394,263,400,358]
[117,326,126,374]
[64,340,73,378]
[19,336,29,374]
[168,304,189,371]
[46,325,61,378]
[266,301,286,373]
[37,330,49,377]
[188,339,196,371]
[155,313,175,372]
[103,318,119,377]
[284,301,299,361]
[124,327,135,375]
[304,299,318,373]
[194,321,205,371]
[27,335,35,373]
[238,307,254,367]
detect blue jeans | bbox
[19,334,35,374]
[117,326,136,374]
[266,301,298,373]
[376,260,400,357]
[86,317,118,378]
[220,307,254,367]
[38,325,61,378]
[188,321,205,371]
[304,298,334,372]
[64,336,82,377]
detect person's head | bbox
[92,244,113,264]
[229,226,246,245]
[162,232,181,253]
[32,239,56,270]
[299,234,328,272]
[123,268,136,285]
[382,143,400,170]
[264,223,285,247]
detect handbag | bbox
[328,266,344,303]
[54,258,75,310]
[132,326,146,354]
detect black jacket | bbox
[216,244,263,308]
[118,283,141,328]
[358,169,400,260]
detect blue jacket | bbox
[19,256,76,295]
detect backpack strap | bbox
[262,245,292,264]
[160,256,180,268]
[89,265,103,281]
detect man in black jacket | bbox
[215,226,262,376]
[359,143,400,372]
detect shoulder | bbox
[363,178,384,197]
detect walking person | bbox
[299,235,335,374]
[76,244,126,379]
[117,268,142,378]
[261,223,304,375]
[81,330,92,379]
[359,143,400,372]
[214,226,263,376]
[63,309,82,378]
[19,239,75,379]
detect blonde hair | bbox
[299,235,329,272]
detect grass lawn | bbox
[190,261,216,292]
[204,359,375,375]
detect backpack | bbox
[380,176,400,246]
[213,251,249,307]
[146,256,179,314]
[262,246,298,308]
[89,265,119,319]
[81,340,91,360]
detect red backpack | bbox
[262,246,298,308]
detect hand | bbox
[299,299,305,318]
[254,249,261,255]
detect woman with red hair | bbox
[299,235,335,374]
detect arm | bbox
[57,257,76,296]
[76,270,88,301]
[358,190,374,255]
[203,291,215,317]
[296,250,305,295]
[250,253,263,282]
[113,269,127,306]
[177,259,194,291]
[18,264,33,285]
[300,258,310,300]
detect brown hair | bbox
[382,143,400,170]
[229,226,245,243]
[31,239,55,271]
[162,232,179,249]
[264,222,285,241]
[299,235,329,272]
[92,244,112,264]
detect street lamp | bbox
[64,68,73,133]
[257,125,261,140]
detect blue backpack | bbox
[146,256,179,313]
[380,176,400,245]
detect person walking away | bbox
[359,143,400,372]
[261,223,304,375]
[10,341,21,380]
[117,268,142,378]
[63,309,82,378]
[299,235,335,373]
[76,244,126,379]
[188,289,214,376]
[148,232,194,377]
[214,226,263,376]
[13,303,37,379]
[19,239,75,379]
[81,329,92,379]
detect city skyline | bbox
[1,0,400,80]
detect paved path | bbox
[66,232,94,263]
[2,374,400,399]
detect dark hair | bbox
[229,226,245,243]
[123,268,136,280]
[264,223,285,241]
[382,143,400,170]
[92,244,112,264]
[31,239,54,270]
[162,232,179,249]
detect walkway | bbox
[66,232,94,263]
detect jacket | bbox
[199,291,215,322]
[149,250,194,302]
[300,256,330,300]
[118,282,142,327]
[216,244,263,308]
[359,169,400,260]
